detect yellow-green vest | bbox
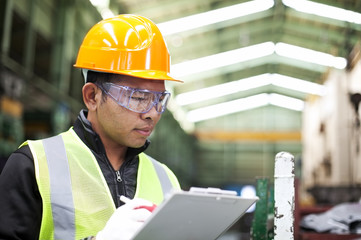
[23,128,180,240]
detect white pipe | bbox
[274,152,295,240]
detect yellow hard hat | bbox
[74,14,182,82]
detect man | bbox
[0,14,182,240]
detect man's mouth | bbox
[135,127,152,136]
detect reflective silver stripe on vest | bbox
[147,155,173,196]
[43,135,75,240]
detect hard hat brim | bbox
[119,69,183,83]
[74,65,183,83]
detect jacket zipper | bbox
[118,162,128,197]
[102,153,124,206]
[116,170,122,182]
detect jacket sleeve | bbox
[0,146,42,240]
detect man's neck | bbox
[105,144,127,171]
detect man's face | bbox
[94,75,166,149]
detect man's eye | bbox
[131,96,146,101]
[131,93,150,102]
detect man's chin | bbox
[129,139,147,149]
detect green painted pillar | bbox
[267,185,275,240]
[251,177,269,240]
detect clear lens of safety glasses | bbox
[98,82,171,114]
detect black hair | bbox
[86,70,120,84]
[85,71,122,102]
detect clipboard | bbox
[132,187,258,240]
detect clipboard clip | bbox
[189,187,238,196]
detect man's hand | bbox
[96,198,155,240]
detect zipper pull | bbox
[116,170,122,182]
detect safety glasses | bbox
[97,82,171,114]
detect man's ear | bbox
[82,83,101,111]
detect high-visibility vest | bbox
[23,127,180,240]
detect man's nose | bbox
[141,104,160,120]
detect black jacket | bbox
[0,109,149,240]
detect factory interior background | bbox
[1,0,361,239]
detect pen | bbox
[119,195,157,212]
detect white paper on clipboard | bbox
[132,187,258,240]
